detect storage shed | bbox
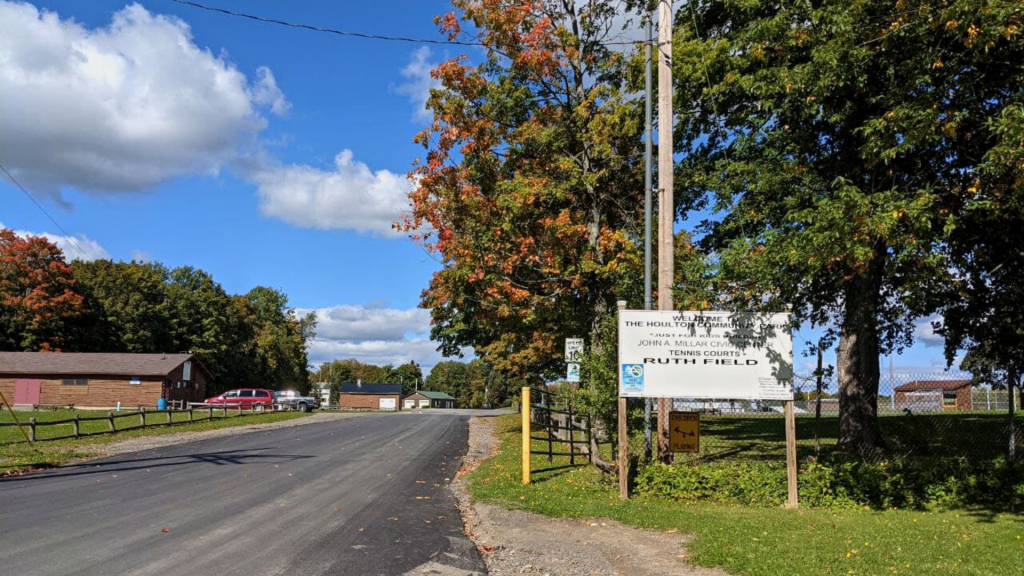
[403,391,456,409]
[894,380,973,412]
[337,382,402,411]
[0,352,209,409]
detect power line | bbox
[0,163,89,260]
[165,0,488,47]
[164,0,644,48]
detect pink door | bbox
[14,379,41,405]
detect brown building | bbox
[402,391,456,409]
[337,383,402,411]
[0,352,209,410]
[894,380,973,412]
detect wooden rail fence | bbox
[0,404,273,444]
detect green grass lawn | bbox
[0,408,310,475]
[467,414,1024,576]
[655,411,1023,464]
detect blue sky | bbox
[0,0,955,377]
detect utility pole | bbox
[643,11,654,461]
[656,0,674,462]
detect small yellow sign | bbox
[669,411,700,453]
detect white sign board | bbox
[566,363,581,382]
[564,338,584,363]
[618,310,793,400]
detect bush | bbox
[635,456,1024,510]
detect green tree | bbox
[241,287,316,391]
[165,266,234,382]
[425,360,482,408]
[673,0,1024,454]
[403,0,648,382]
[393,361,424,396]
[72,260,172,353]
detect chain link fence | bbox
[663,372,1022,464]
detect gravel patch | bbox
[90,411,366,458]
[453,417,730,576]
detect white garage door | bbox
[379,397,397,411]
[419,400,430,409]
[403,399,415,409]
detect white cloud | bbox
[248,150,412,236]
[299,303,454,370]
[394,46,439,123]
[0,221,108,261]
[296,303,430,342]
[307,338,448,371]
[913,315,944,348]
[0,1,283,196]
[251,66,290,116]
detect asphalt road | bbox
[0,413,485,576]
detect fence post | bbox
[208,406,213,420]
[166,410,172,425]
[568,402,575,467]
[140,408,146,428]
[107,412,115,433]
[73,414,80,438]
[785,400,799,508]
[618,397,628,500]
[586,415,593,463]
[188,408,194,423]
[29,417,36,442]
[521,387,530,485]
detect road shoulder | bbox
[453,416,729,576]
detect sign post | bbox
[616,302,628,499]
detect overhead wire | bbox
[164,0,648,48]
[0,163,89,261]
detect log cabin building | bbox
[0,352,209,409]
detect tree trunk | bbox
[836,261,886,456]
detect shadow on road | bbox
[0,448,315,483]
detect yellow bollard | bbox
[521,387,531,485]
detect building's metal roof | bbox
[0,352,199,377]
[893,380,971,392]
[414,390,455,400]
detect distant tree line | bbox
[0,229,315,394]
[310,357,521,408]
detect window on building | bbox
[62,378,88,386]
[942,391,957,406]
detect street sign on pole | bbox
[668,412,699,453]
[566,363,580,382]
[564,338,583,363]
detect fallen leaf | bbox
[161,528,170,533]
